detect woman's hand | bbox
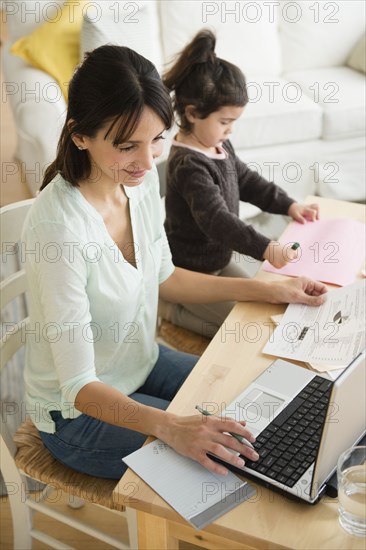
[288,202,319,224]
[158,412,259,475]
[263,241,298,268]
[268,276,328,306]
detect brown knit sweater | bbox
[164,140,295,273]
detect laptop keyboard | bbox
[243,376,333,488]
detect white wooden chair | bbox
[0,199,138,549]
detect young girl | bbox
[22,45,326,480]
[163,30,320,336]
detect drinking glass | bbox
[337,446,366,537]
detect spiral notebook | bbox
[123,439,256,530]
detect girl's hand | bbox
[160,413,259,475]
[288,202,319,223]
[269,276,327,306]
[263,241,298,268]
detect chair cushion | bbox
[284,67,366,140]
[158,320,210,356]
[14,417,125,510]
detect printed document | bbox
[263,280,365,366]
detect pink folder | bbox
[262,218,365,286]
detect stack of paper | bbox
[264,280,365,374]
[269,314,346,379]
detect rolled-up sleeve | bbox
[159,228,175,284]
[27,223,100,405]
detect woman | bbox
[22,45,327,480]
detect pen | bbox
[291,242,300,250]
[195,405,255,449]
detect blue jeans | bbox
[40,345,198,479]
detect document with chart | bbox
[263,280,365,366]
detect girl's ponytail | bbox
[163,30,216,92]
[163,29,248,133]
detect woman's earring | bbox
[78,146,84,150]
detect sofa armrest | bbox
[2,43,66,115]
[2,43,67,195]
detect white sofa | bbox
[2,0,365,210]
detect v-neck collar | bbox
[64,178,139,272]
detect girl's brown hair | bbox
[163,29,248,133]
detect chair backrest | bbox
[0,199,34,370]
[0,199,137,550]
[1,198,35,503]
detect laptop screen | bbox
[311,351,366,499]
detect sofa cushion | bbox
[316,137,366,201]
[10,0,84,98]
[231,76,322,150]
[284,67,366,140]
[280,0,365,72]
[159,0,282,77]
[347,33,366,74]
[2,0,64,43]
[80,1,162,73]
[236,135,366,203]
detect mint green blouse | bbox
[22,169,174,433]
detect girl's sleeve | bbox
[170,156,271,260]
[26,223,100,405]
[233,150,295,214]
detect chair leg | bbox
[6,481,33,549]
[126,507,138,549]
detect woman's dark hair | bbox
[163,29,248,133]
[41,45,173,190]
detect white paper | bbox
[123,439,256,529]
[271,314,347,374]
[263,280,365,366]
[327,367,346,380]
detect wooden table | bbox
[114,197,366,549]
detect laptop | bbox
[213,351,366,503]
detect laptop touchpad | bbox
[239,389,285,420]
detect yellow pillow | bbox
[11,1,85,99]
